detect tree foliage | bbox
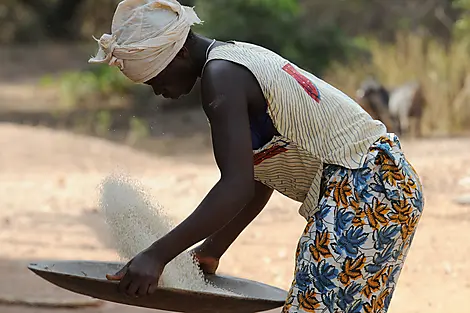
[194,0,357,74]
[455,0,470,37]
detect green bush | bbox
[455,0,470,39]
[194,0,361,74]
[41,64,134,109]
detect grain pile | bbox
[99,172,237,295]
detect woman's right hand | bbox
[191,246,220,275]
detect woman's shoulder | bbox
[202,56,259,89]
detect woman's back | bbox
[207,41,387,167]
[206,41,388,218]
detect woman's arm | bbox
[193,180,273,273]
[151,60,258,264]
[108,61,264,297]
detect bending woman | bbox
[91,1,424,312]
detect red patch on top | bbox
[282,63,321,103]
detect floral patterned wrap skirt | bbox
[283,134,424,313]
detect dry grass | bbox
[324,33,470,136]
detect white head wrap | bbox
[88,0,202,83]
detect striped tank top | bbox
[206,41,387,219]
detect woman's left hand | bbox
[106,247,166,297]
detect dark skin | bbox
[106,33,276,297]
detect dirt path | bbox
[1,123,470,313]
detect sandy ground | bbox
[0,121,469,313]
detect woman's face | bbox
[144,48,199,99]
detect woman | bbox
[91,1,424,312]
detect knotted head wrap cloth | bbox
[88,0,202,83]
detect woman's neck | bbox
[187,33,219,77]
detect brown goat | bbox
[356,79,427,137]
[355,78,400,133]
